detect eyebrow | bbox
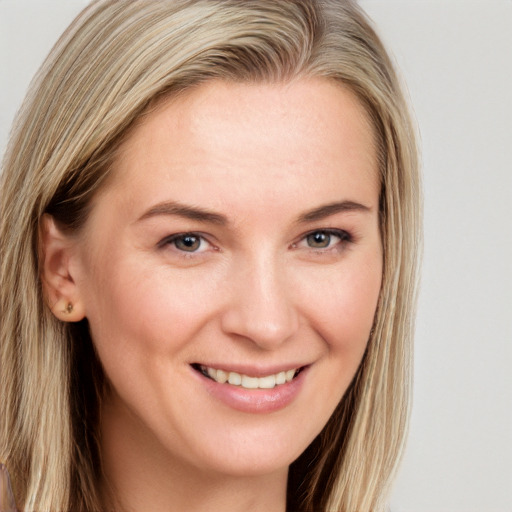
[297,200,372,223]
[138,201,228,225]
[138,199,371,225]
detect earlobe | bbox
[52,299,86,323]
[39,214,86,322]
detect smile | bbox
[195,364,302,389]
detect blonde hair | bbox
[0,1,421,510]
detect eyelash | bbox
[159,228,353,256]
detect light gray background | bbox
[1,2,511,511]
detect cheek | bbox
[278,258,382,439]
[82,254,221,362]
[298,257,382,345]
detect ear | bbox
[40,214,86,322]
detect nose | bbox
[220,253,299,350]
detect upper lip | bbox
[191,362,309,377]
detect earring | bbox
[62,302,73,314]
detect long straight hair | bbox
[0,1,421,510]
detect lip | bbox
[190,364,309,414]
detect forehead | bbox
[93,78,379,218]
[150,78,376,153]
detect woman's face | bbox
[70,78,382,478]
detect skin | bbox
[43,78,382,512]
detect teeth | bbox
[258,375,276,389]
[216,369,228,383]
[241,375,259,389]
[228,372,242,386]
[276,371,286,385]
[201,366,299,389]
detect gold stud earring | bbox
[62,302,73,314]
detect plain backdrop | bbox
[1,2,511,511]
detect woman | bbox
[0,1,421,511]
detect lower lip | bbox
[192,367,307,414]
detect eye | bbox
[306,231,333,249]
[295,229,352,251]
[160,233,208,253]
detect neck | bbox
[98,397,288,512]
